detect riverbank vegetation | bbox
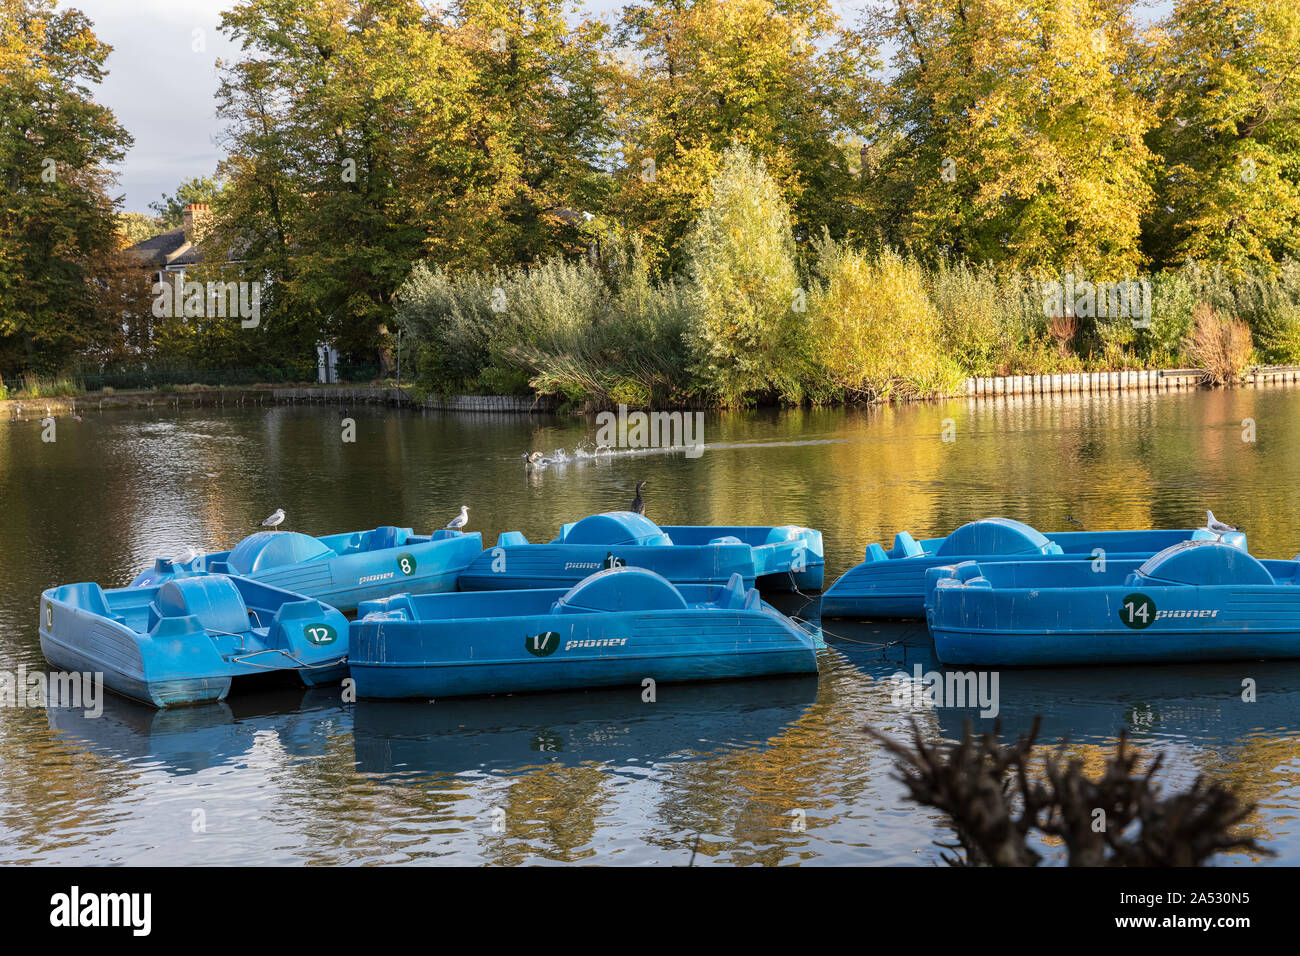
[399,148,1300,407]
[3,0,1300,406]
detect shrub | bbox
[16,372,81,398]
[682,147,807,406]
[397,239,692,407]
[1144,267,1198,357]
[1185,303,1254,385]
[928,259,1020,376]
[396,263,502,391]
[1253,301,1300,364]
[809,240,963,400]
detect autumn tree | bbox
[1144,0,1300,272]
[611,0,877,273]
[0,0,132,376]
[861,0,1158,276]
[210,0,614,373]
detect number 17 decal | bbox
[525,631,560,657]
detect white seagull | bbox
[172,546,203,566]
[262,509,286,531]
[1206,510,1241,536]
[446,505,469,530]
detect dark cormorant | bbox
[631,481,647,516]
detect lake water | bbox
[1,387,1296,865]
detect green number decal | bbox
[525,631,560,657]
[305,624,338,646]
[1119,593,1156,630]
[397,553,416,576]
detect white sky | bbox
[70,0,1163,214]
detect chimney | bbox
[182,203,210,242]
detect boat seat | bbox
[57,582,128,624]
[155,577,252,635]
[709,535,745,547]
[720,573,747,609]
[1132,541,1274,587]
[893,532,925,558]
[364,526,408,551]
[865,542,889,562]
[554,566,688,613]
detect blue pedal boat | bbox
[455,511,823,593]
[927,540,1300,667]
[132,526,483,612]
[39,576,351,708]
[821,517,1245,619]
[349,566,820,699]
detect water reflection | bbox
[352,677,819,779]
[45,685,332,776]
[2,386,1299,863]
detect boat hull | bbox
[457,514,823,593]
[350,571,819,699]
[824,524,1244,619]
[40,630,231,707]
[39,577,351,708]
[929,546,1300,667]
[134,529,482,612]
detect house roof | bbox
[126,227,194,267]
[126,228,239,268]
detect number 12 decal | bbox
[305,624,338,645]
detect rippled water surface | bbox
[1,388,1297,864]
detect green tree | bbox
[1145,0,1300,272]
[683,146,805,405]
[116,211,162,245]
[211,0,486,372]
[211,0,612,373]
[0,0,132,375]
[148,175,223,230]
[450,0,616,264]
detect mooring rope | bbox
[227,648,347,670]
[781,567,913,649]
